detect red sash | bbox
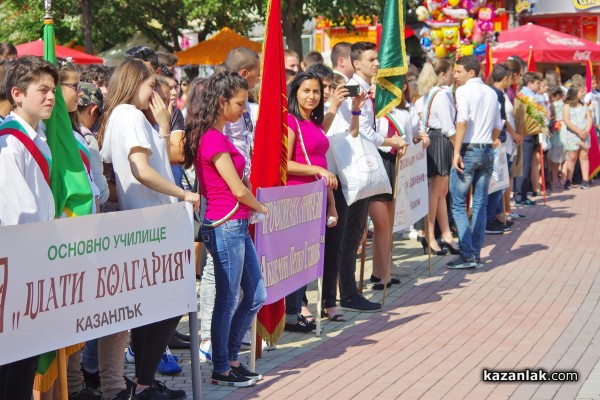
[0,128,50,186]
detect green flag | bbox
[375,0,408,118]
[34,18,92,392]
[43,21,93,217]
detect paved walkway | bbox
[144,185,600,400]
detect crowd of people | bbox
[0,37,598,400]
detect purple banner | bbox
[255,180,327,305]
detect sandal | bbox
[320,309,346,322]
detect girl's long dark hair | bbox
[565,86,583,107]
[183,71,248,168]
[288,71,324,125]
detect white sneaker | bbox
[241,331,252,349]
[199,340,212,363]
[124,345,135,364]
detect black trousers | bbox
[0,355,40,400]
[131,316,181,385]
[322,184,349,308]
[338,197,369,301]
[515,137,535,201]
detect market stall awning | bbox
[15,39,103,64]
[492,23,600,64]
[176,28,262,66]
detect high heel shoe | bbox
[438,237,460,255]
[421,238,447,256]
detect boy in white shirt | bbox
[0,55,58,400]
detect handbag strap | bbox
[293,116,319,181]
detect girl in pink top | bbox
[284,71,341,329]
[183,71,267,387]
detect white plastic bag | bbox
[489,147,510,194]
[327,133,391,206]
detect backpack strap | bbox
[0,127,51,186]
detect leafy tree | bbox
[183,0,263,42]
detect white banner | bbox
[489,147,510,194]
[0,203,196,365]
[393,141,429,232]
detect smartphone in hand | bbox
[344,85,360,97]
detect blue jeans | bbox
[450,147,494,259]
[81,339,99,372]
[201,219,266,374]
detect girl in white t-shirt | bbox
[98,59,199,399]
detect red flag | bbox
[527,46,536,72]
[484,42,493,81]
[586,61,600,179]
[251,0,288,345]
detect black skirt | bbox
[427,129,453,177]
[371,150,396,202]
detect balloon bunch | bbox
[417,0,496,60]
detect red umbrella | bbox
[492,23,600,64]
[15,39,103,64]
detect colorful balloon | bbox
[425,0,444,19]
[478,5,495,33]
[461,17,474,38]
[416,6,429,22]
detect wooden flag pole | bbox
[250,317,257,372]
[383,152,402,306]
[423,213,433,276]
[57,348,68,400]
[358,213,368,294]
[540,143,547,205]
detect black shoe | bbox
[173,331,191,342]
[109,388,132,400]
[153,380,186,400]
[372,282,392,290]
[80,365,100,391]
[131,386,170,400]
[581,180,590,189]
[370,275,400,284]
[168,334,190,349]
[211,370,256,387]
[515,198,536,206]
[485,221,504,235]
[231,363,263,381]
[421,238,447,255]
[475,257,484,269]
[495,218,514,227]
[284,315,315,333]
[438,237,460,255]
[69,388,101,400]
[565,180,572,190]
[340,294,382,312]
[447,257,477,269]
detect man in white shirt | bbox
[224,47,260,180]
[335,42,406,312]
[330,42,353,82]
[448,55,502,269]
